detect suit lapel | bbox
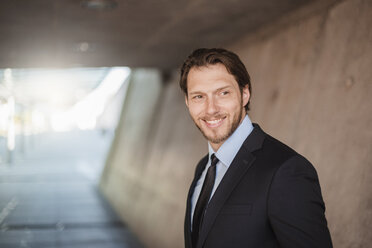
[197,148,255,248]
[185,155,209,248]
[198,124,266,248]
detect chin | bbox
[204,130,230,144]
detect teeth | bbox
[206,119,221,124]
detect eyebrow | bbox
[216,86,233,92]
[189,86,233,95]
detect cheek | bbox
[221,97,242,111]
[188,103,204,117]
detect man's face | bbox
[185,63,250,150]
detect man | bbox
[180,48,332,248]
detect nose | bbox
[206,97,219,115]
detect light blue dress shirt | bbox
[191,114,254,222]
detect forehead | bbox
[187,64,239,92]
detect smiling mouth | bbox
[203,116,226,128]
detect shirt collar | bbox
[208,114,254,168]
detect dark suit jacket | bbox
[184,124,332,248]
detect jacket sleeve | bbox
[267,155,333,248]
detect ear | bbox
[242,85,250,107]
[185,95,189,107]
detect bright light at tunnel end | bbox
[51,67,130,132]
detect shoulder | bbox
[253,125,317,175]
[261,131,319,184]
[247,124,297,159]
[253,126,297,164]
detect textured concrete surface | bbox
[0,0,314,68]
[100,70,206,248]
[100,0,372,247]
[229,0,372,247]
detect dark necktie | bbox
[192,154,219,247]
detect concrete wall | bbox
[228,0,372,246]
[100,0,372,247]
[100,69,206,248]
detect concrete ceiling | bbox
[0,0,314,69]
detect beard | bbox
[192,104,244,145]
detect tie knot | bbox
[210,154,219,167]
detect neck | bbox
[210,142,222,152]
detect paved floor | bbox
[0,130,143,248]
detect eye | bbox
[221,91,230,96]
[192,95,203,100]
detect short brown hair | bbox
[179,48,251,111]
